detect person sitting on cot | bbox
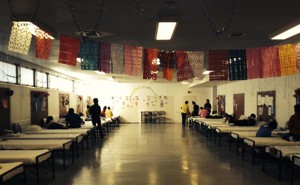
[46,116,67,129]
[256,120,278,137]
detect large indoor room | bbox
[0,0,300,184]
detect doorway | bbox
[0,88,11,132]
[233,93,245,120]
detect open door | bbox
[0,88,11,132]
[31,91,49,125]
[233,93,245,120]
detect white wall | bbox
[217,74,300,126]
[0,81,213,127]
[84,80,212,123]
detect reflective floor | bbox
[26,124,295,184]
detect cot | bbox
[243,136,300,165]
[262,146,300,183]
[0,162,24,185]
[0,133,84,158]
[291,154,300,185]
[214,126,259,146]
[0,139,73,170]
[24,128,96,149]
[0,150,53,185]
[229,131,258,153]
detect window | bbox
[20,67,34,86]
[36,71,47,88]
[0,61,17,83]
[49,75,73,92]
[59,78,73,92]
[49,75,59,90]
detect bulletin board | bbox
[257,91,276,122]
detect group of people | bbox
[45,108,85,129]
[44,98,115,139]
[181,99,300,141]
[181,99,212,126]
[225,104,300,140]
[86,105,113,119]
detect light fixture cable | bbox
[134,0,173,21]
[7,0,41,22]
[68,0,105,39]
[201,0,237,37]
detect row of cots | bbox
[190,117,300,185]
[0,116,120,185]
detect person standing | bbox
[191,101,200,116]
[181,101,190,126]
[204,99,212,114]
[89,98,103,139]
[287,104,300,140]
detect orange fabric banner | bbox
[278,44,297,76]
[36,37,51,60]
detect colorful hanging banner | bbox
[176,51,194,81]
[98,42,111,73]
[111,43,124,74]
[80,40,99,70]
[36,37,51,60]
[278,44,297,76]
[143,48,158,80]
[228,50,247,81]
[208,50,228,81]
[8,22,32,55]
[260,46,280,78]
[186,51,204,80]
[296,43,300,73]
[58,35,80,66]
[124,44,143,76]
[246,48,263,79]
[159,51,175,81]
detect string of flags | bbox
[7,23,300,82]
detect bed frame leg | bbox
[52,153,55,179]
[23,167,27,185]
[36,161,39,185]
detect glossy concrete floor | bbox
[30,124,295,185]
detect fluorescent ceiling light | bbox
[271,24,300,40]
[156,22,177,40]
[16,21,55,39]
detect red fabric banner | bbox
[143,48,158,80]
[58,35,80,66]
[36,37,51,60]
[260,46,280,78]
[159,51,175,81]
[124,44,143,76]
[208,50,228,81]
[246,48,263,79]
[98,42,111,73]
[278,44,297,76]
[176,51,194,81]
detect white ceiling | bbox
[0,0,300,86]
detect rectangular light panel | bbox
[156,22,177,40]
